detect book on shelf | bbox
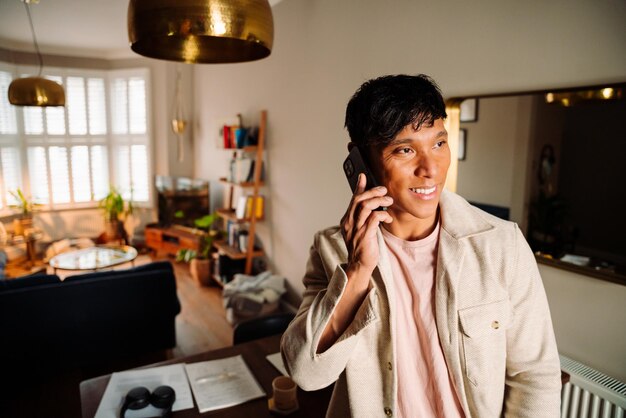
[228,156,255,184]
[245,160,264,183]
[238,230,249,252]
[221,124,258,149]
[226,221,240,248]
[235,195,264,220]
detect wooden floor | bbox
[1,255,235,418]
[171,256,234,355]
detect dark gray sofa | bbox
[0,261,181,374]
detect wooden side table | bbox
[2,228,46,278]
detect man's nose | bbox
[413,152,437,178]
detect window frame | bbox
[0,62,153,216]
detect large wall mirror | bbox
[450,83,625,283]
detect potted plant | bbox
[175,213,220,286]
[9,188,39,236]
[98,187,133,244]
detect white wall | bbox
[541,264,626,382]
[193,0,626,379]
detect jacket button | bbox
[491,320,500,329]
[384,407,393,416]
[387,362,392,371]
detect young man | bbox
[281,75,561,417]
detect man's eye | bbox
[434,141,447,149]
[396,147,413,154]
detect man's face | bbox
[369,118,450,224]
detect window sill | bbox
[0,204,154,222]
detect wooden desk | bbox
[80,335,333,418]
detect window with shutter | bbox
[0,64,152,213]
[110,68,151,204]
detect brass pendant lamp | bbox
[8,0,65,107]
[128,0,274,64]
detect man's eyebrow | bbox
[387,130,448,146]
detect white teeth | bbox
[410,186,436,194]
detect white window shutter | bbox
[91,145,109,201]
[115,144,131,200]
[23,106,44,135]
[128,77,146,134]
[131,144,149,202]
[45,76,66,135]
[111,78,128,135]
[1,147,22,206]
[0,71,17,134]
[27,146,49,204]
[88,78,107,135]
[48,146,71,204]
[67,76,88,135]
[71,145,91,202]
[5,67,151,209]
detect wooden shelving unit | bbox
[215,208,264,223]
[213,110,267,282]
[219,180,265,188]
[214,241,264,260]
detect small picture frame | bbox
[458,129,467,161]
[460,98,478,122]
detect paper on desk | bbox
[94,364,193,418]
[266,352,288,376]
[184,355,266,413]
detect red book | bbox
[223,125,230,148]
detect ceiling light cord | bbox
[24,1,43,77]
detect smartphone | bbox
[343,146,379,193]
[343,147,387,210]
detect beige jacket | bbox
[281,190,561,418]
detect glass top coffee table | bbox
[49,245,138,272]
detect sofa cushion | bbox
[64,260,174,282]
[0,274,61,291]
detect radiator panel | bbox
[560,355,626,418]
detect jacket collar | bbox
[439,189,495,240]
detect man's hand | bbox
[340,173,393,278]
[316,174,392,353]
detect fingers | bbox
[343,188,388,238]
[355,172,367,195]
[342,182,393,250]
[354,195,393,230]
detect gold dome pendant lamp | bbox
[8,0,65,107]
[127,0,274,63]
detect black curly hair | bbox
[345,74,447,148]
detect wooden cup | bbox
[272,376,297,411]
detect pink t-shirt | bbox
[381,223,465,418]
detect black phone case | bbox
[343,146,379,193]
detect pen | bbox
[195,372,238,383]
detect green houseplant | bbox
[175,213,220,285]
[9,188,39,236]
[98,187,133,244]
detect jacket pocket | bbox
[458,299,511,387]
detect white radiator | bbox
[560,355,626,418]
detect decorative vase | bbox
[103,219,128,244]
[13,216,33,236]
[190,258,213,286]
